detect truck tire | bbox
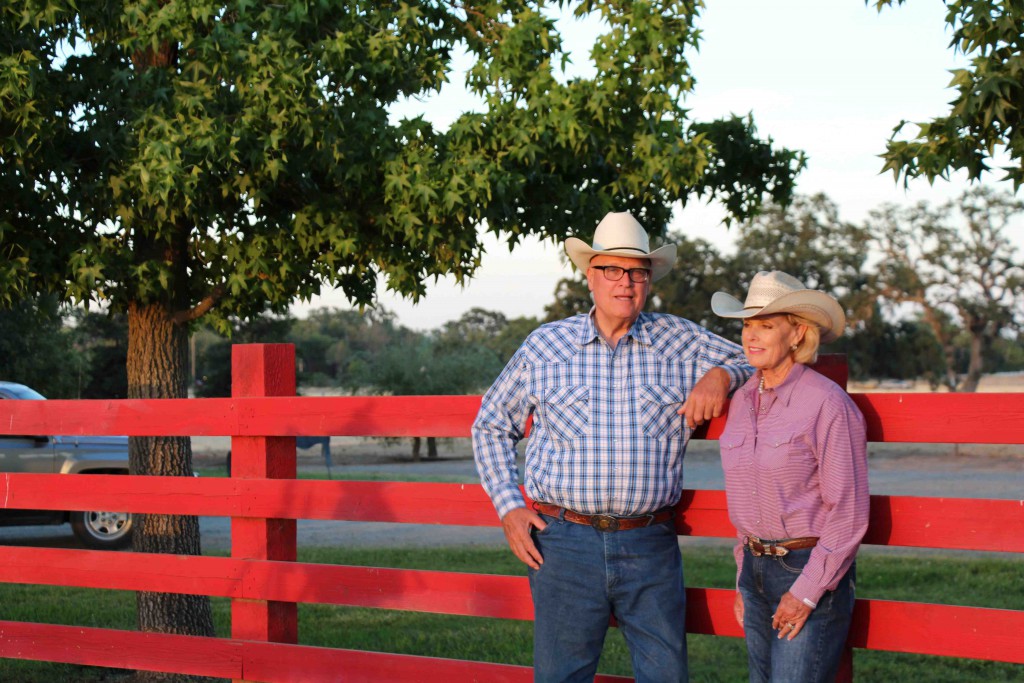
[71,510,133,550]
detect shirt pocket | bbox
[758,430,798,469]
[719,432,747,470]
[639,384,685,440]
[539,385,590,442]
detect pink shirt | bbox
[719,363,869,606]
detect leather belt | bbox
[533,503,676,532]
[744,535,819,557]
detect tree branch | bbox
[173,285,225,325]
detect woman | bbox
[712,270,869,682]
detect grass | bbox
[0,548,1020,682]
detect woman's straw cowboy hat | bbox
[711,270,846,342]
[564,212,677,282]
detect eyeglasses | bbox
[592,265,652,283]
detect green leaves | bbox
[877,0,1024,189]
[2,0,801,326]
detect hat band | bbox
[600,246,649,254]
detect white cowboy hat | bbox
[564,212,677,282]
[711,270,846,342]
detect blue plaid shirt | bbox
[473,311,752,519]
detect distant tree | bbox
[66,309,129,399]
[875,1,1024,188]
[988,330,1024,373]
[868,187,1024,391]
[0,295,82,398]
[289,307,415,389]
[192,312,295,398]
[354,329,502,459]
[650,235,734,335]
[489,316,542,364]
[543,277,593,323]
[437,308,509,345]
[730,194,873,325]
[835,302,945,383]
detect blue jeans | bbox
[738,547,855,683]
[528,513,688,683]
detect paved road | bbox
[2,442,1019,552]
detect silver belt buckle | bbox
[591,515,620,532]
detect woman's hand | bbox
[734,592,745,628]
[772,591,812,640]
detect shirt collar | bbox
[757,362,807,407]
[738,362,808,405]
[579,308,651,347]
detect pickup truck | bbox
[0,381,133,549]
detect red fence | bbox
[0,344,1022,681]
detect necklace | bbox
[758,375,765,395]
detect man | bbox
[472,211,752,682]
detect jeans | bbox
[528,512,688,683]
[738,547,855,683]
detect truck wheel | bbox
[71,510,133,550]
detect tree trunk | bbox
[960,331,988,393]
[427,436,438,459]
[411,436,421,461]
[941,341,959,392]
[127,302,215,677]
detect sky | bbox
[291,1,1018,331]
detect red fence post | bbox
[230,344,298,679]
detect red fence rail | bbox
[0,344,1022,681]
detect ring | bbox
[786,622,796,629]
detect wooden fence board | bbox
[3,393,1023,443]
[0,621,638,683]
[0,620,242,678]
[3,475,1022,553]
[846,600,1024,663]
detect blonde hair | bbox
[786,314,821,365]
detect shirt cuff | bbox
[492,485,527,519]
[789,574,825,608]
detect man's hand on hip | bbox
[679,366,730,429]
[501,506,547,570]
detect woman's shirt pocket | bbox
[757,430,815,472]
[639,384,685,440]
[720,432,747,470]
[539,385,590,442]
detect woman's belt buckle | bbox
[746,536,789,557]
[591,514,620,532]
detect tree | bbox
[543,277,593,322]
[868,187,1024,391]
[729,194,873,325]
[66,309,129,399]
[1,1,802,648]
[649,234,735,335]
[489,315,542,364]
[352,308,510,459]
[192,311,295,397]
[0,295,84,398]
[875,1,1024,188]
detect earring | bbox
[790,344,798,351]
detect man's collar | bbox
[579,308,651,346]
